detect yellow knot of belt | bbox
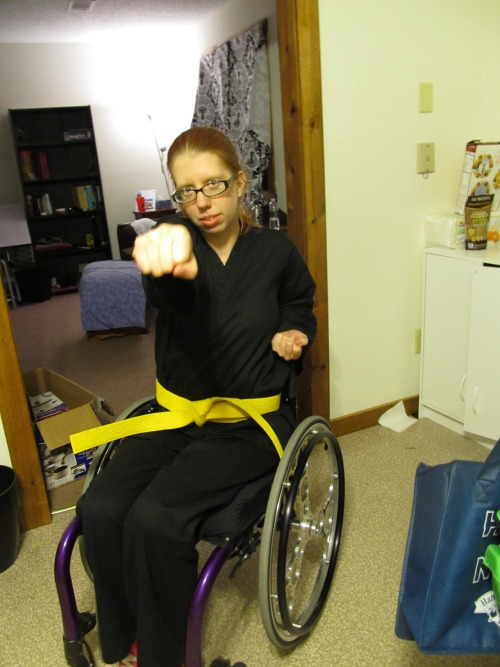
[70,380,283,457]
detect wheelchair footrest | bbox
[63,635,95,667]
[77,611,96,636]
[62,612,96,667]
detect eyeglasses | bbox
[172,176,236,204]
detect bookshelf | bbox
[9,106,111,291]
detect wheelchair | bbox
[54,395,345,667]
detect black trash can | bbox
[0,466,19,572]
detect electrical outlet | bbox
[414,328,422,354]
[417,143,435,174]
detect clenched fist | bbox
[133,224,198,279]
[272,330,309,361]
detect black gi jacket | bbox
[142,218,317,403]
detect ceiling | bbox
[0,0,233,43]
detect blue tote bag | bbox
[395,439,500,654]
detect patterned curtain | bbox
[191,20,271,205]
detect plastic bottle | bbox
[269,198,280,230]
[251,199,263,226]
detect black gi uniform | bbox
[77,220,316,667]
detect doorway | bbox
[0,0,328,529]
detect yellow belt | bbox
[70,380,283,457]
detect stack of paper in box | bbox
[24,368,106,490]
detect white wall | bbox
[319,0,500,419]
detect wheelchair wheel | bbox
[259,416,344,648]
[79,396,156,577]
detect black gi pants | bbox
[77,409,292,667]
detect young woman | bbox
[77,126,316,667]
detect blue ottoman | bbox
[80,260,147,334]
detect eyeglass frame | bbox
[172,175,237,204]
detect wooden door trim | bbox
[0,280,51,530]
[276,0,329,420]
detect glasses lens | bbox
[173,190,195,204]
[202,180,227,197]
[173,177,234,204]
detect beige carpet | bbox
[5,293,500,665]
[2,417,500,667]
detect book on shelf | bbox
[35,240,72,251]
[20,150,35,180]
[85,184,96,209]
[64,129,92,142]
[31,193,53,217]
[71,185,98,211]
[26,194,34,217]
[19,149,50,180]
[37,151,50,179]
[72,186,87,211]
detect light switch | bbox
[419,82,433,113]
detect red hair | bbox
[167,127,255,233]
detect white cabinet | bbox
[419,246,500,445]
[420,253,474,423]
[463,266,500,441]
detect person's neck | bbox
[204,225,240,265]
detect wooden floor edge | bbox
[330,396,419,437]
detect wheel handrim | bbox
[259,417,344,647]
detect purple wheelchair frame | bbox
[54,513,244,667]
[52,387,345,667]
[53,393,276,667]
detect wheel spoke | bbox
[285,461,337,620]
[259,418,345,647]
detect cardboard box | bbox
[24,368,105,490]
[456,141,500,214]
[32,426,96,490]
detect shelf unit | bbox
[9,105,111,291]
